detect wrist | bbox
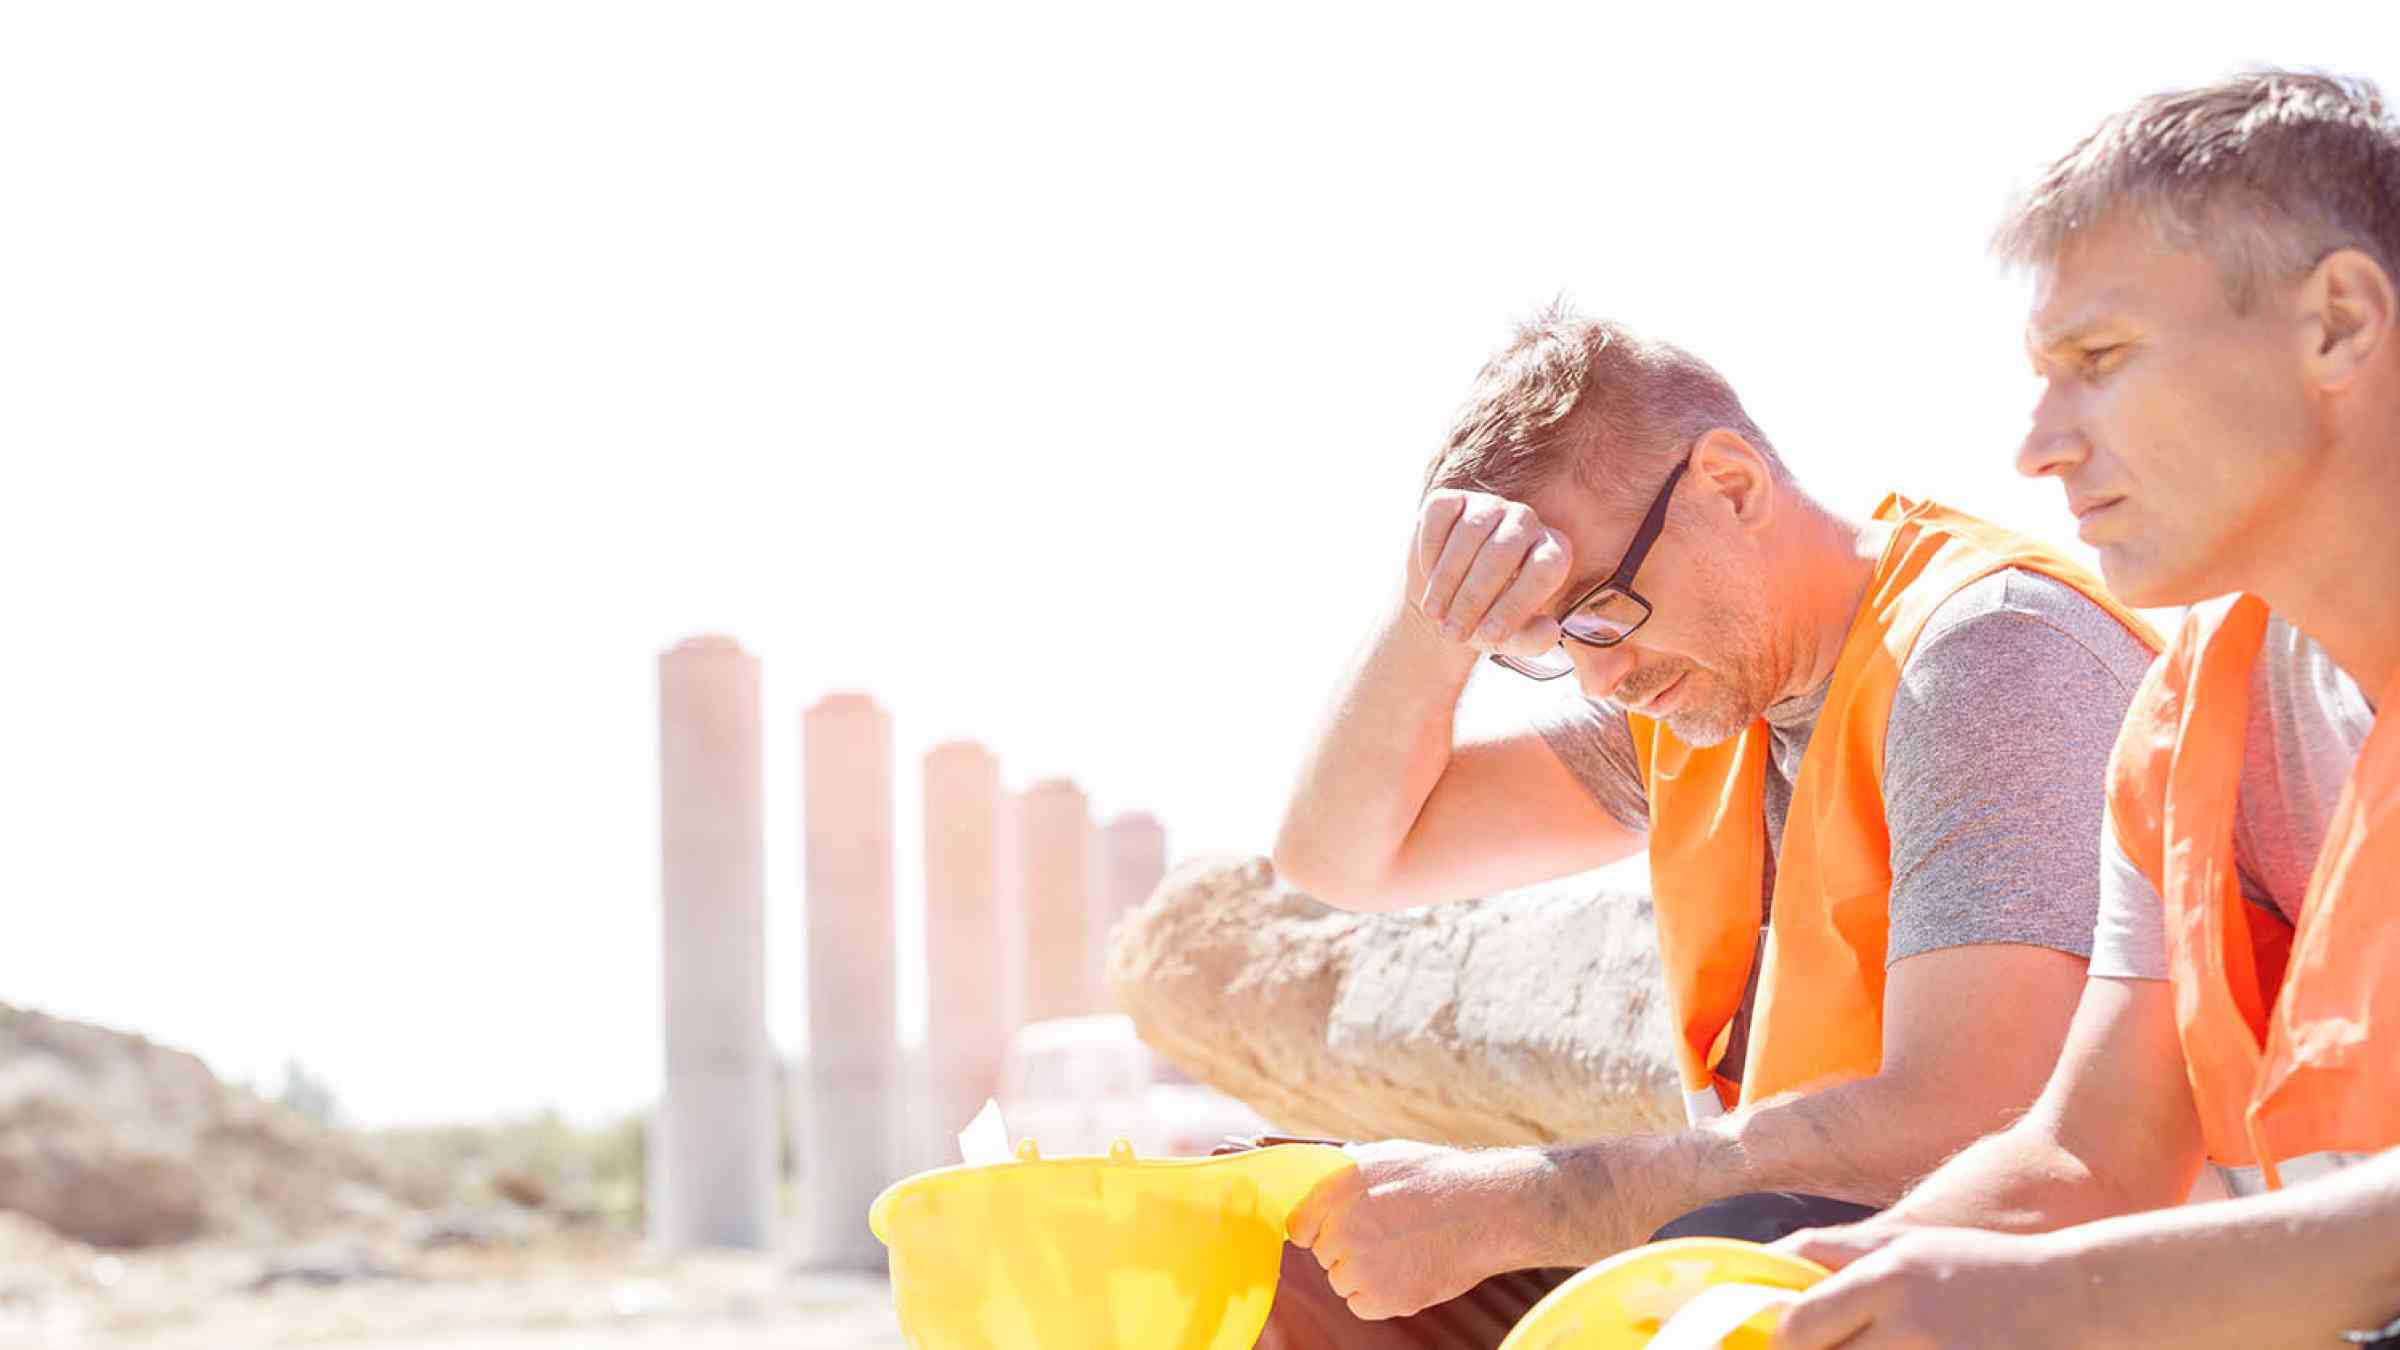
[1385,588,1477,667]
[1477,1146,1569,1272]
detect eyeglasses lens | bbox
[1561,589,1648,645]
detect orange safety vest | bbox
[1632,496,2159,1122]
[2105,594,2400,1191]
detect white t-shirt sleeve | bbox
[2088,827,2171,981]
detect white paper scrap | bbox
[1645,1281,1801,1350]
[957,1098,1012,1166]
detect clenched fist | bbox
[1285,1139,1553,1320]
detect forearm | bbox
[1271,594,1479,909]
[2045,1147,2400,1347]
[1519,1068,2006,1265]
[1702,1073,1979,1207]
[1880,981,2203,1233]
[1879,1113,2169,1234]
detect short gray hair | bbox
[1423,303,1776,506]
[1995,69,2400,309]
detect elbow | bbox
[1268,837,1352,909]
[1269,830,1389,913]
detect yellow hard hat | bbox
[1499,1238,1830,1349]
[869,1138,1355,1350]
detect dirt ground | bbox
[0,1002,915,1347]
[2,1231,905,1350]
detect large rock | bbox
[1107,855,1682,1146]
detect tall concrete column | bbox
[1014,777,1097,1021]
[654,637,775,1249]
[922,741,1011,1149]
[1098,812,1168,1001]
[801,692,897,1269]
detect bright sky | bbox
[4,3,2393,1127]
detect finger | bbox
[1414,491,1469,585]
[1329,1265,1400,1322]
[1473,526,1574,648]
[1445,509,1552,643]
[1771,1274,1882,1350]
[1311,1202,1351,1261]
[1285,1168,1363,1249]
[1493,613,1564,661]
[1776,1224,1900,1273]
[1349,1294,1399,1322]
[1417,497,1508,625]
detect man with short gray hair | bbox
[1259,301,2158,1345]
[1776,68,2400,1350]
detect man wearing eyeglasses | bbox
[1259,305,2159,1345]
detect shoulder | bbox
[1910,568,2156,688]
[2256,612,2376,745]
[1880,569,2153,821]
[1888,570,2155,743]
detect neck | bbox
[1766,495,1880,707]
[2249,418,2400,701]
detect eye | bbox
[2081,342,2129,377]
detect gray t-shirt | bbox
[1538,568,2155,986]
[2090,613,2377,980]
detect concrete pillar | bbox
[1014,777,1097,1021]
[922,741,1012,1152]
[801,692,897,1270]
[653,636,775,1249]
[1097,812,1168,1000]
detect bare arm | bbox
[2023,1146,2400,1347]
[1776,1085,2397,1350]
[1778,973,2200,1283]
[1286,939,2100,1321]
[1514,940,2096,1262]
[1272,490,1645,911]
[1875,974,2203,1230]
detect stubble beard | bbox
[1657,639,1776,748]
[1659,675,1749,747]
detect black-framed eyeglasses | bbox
[1488,456,1689,681]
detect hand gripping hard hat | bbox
[869,1138,1355,1349]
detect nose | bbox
[2015,379,2088,480]
[1569,641,1639,702]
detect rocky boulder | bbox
[1106,855,1682,1146]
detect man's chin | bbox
[2096,544,2217,611]
[1660,702,1750,748]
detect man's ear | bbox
[1687,428,1776,534]
[2301,247,2397,393]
